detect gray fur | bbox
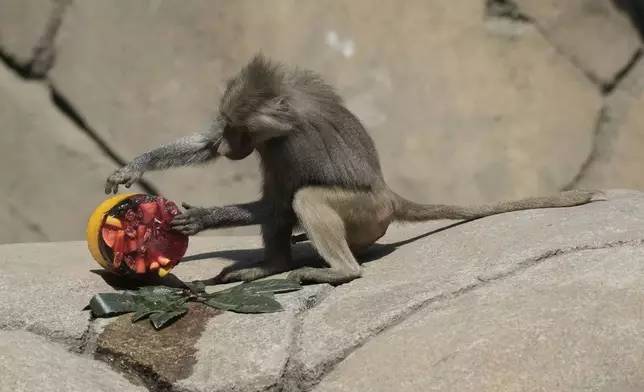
[104,123,224,194]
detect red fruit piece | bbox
[124,225,137,239]
[157,256,171,267]
[101,227,118,248]
[143,227,152,243]
[134,255,146,274]
[124,210,137,222]
[124,256,136,271]
[114,252,123,268]
[165,201,179,217]
[157,197,183,223]
[139,202,159,224]
[156,196,166,211]
[113,230,126,254]
[126,238,138,253]
[136,225,147,248]
[146,248,163,264]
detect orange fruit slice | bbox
[87,193,136,273]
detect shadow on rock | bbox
[90,269,193,291]
[180,219,474,279]
[613,0,644,40]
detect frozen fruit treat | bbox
[87,193,189,278]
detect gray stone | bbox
[513,0,642,84]
[290,189,644,389]
[0,241,120,344]
[0,232,329,391]
[0,0,55,63]
[0,330,146,392]
[0,234,259,345]
[313,246,644,392]
[91,235,333,391]
[575,61,644,191]
[0,61,145,244]
[2,189,644,391]
[51,0,600,213]
[176,285,332,392]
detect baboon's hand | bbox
[170,203,210,236]
[104,167,143,194]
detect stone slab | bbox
[0,232,261,346]
[314,245,644,392]
[0,232,331,391]
[0,61,145,245]
[0,241,121,344]
[289,189,644,389]
[575,60,644,191]
[88,235,333,391]
[0,0,55,63]
[176,285,332,392]
[0,330,146,392]
[2,189,643,391]
[513,0,642,84]
[51,0,600,211]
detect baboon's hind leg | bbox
[288,187,393,285]
[288,187,363,285]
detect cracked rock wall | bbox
[0,0,642,244]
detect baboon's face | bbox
[217,122,255,161]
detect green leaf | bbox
[131,309,161,323]
[222,279,303,296]
[88,293,138,317]
[205,292,283,314]
[133,290,187,311]
[149,307,189,330]
[184,280,207,294]
[136,286,183,296]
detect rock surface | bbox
[0,62,144,244]
[2,0,644,245]
[0,0,55,63]
[513,0,642,85]
[575,60,644,191]
[0,330,146,392]
[0,0,644,242]
[2,189,644,391]
[314,246,644,392]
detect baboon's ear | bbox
[246,96,296,139]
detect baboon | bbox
[105,53,603,286]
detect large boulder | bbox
[0,330,147,392]
[573,61,644,191]
[2,189,644,391]
[0,0,56,63]
[50,0,602,214]
[0,63,144,244]
[513,0,642,85]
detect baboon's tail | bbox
[389,189,604,223]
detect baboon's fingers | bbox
[172,224,200,236]
[170,215,192,226]
[104,179,115,194]
[182,202,194,210]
